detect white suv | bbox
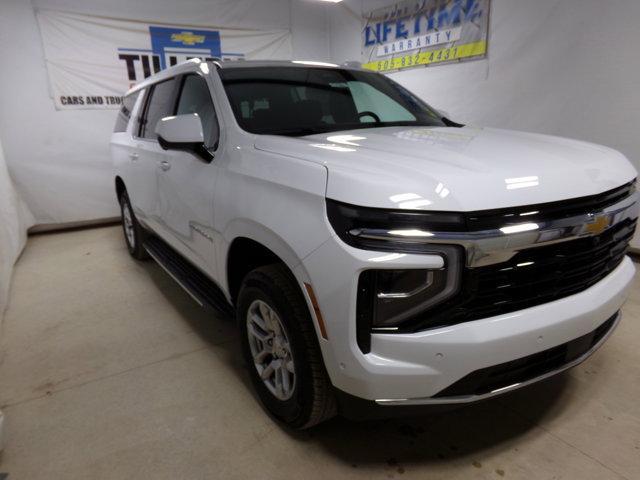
[111,59,638,428]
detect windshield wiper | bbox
[258,120,444,138]
[263,127,330,137]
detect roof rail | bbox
[342,60,363,69]
[206,58,222,70]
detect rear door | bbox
[110,89,143,206]
[133,77,179,232]
[155,73,221,273]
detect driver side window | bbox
[347,81,416,123]
[176,75,220,149]
[140,78,176,139]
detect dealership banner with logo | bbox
[35,10,293,110]
[362,0,490,72]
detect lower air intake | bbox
[434,313,618,398]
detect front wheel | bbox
[238,264,336,429]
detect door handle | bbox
[129,152,139,161]
[159,160,171,171]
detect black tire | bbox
[238,264,336,429]
[119,190,149,260]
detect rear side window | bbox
[176,75,219,149]
[113,91,140,133]
[140,78,177,139]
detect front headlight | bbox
[358,255,461,328]
[327,199,466,253]
[327,199,464,352]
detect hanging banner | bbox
[362,0,490,73]
[35,10,293,110]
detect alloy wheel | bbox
[246,300,296,401]
[122,201,135,248]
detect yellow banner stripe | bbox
[363,40,487,72]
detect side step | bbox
[143,235,235,317]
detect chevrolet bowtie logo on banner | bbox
[362,0,490,72]
[171,31,206,46]
[35,10,293,110]
[119,26,223,77]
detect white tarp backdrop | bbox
[36,10,293,110]
[0,139,35,316]
[362,0,489,73]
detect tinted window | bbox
[113,91,140,133]
[176,75,219,149]
[220,67,444,136]
[140,78,176,139]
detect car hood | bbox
[254,126,637,211]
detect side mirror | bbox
[155,114,212,161]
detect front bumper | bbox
[302,234,635,403]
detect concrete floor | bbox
[0,226,639,480]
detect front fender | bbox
[220,218,307,288]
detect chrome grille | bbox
[402,218,636,332]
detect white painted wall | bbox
[330,0,640,248]
[0,0,331,226]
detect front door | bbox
[155,73,221,274]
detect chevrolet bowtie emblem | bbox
[171,31,205,46]
[585,214,610,235]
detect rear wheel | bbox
[238,264,336,429]
[119,191,149,260]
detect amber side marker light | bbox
[304,283,328,340]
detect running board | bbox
[143,235,234,317]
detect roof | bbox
[125,58,366,95]
[218,60,347,69]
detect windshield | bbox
[219,66,445,136]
